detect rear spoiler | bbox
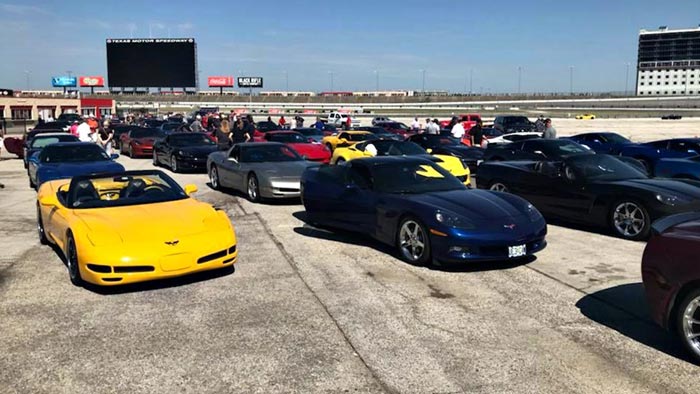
[651,212,700,236]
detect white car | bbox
[482,132,542,148]
[371,116,392,125]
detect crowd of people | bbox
[65,116,115,155]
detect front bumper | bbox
[78,240,238,286]
[131,145,153,157]
[261,180,302,198]
[430,224,547,263]
[175,156,209,169]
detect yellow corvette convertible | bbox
[321,131,377,152]
[36,170,238,286]
[330,139,471,186]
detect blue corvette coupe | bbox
[301,157,547,265]
[655,155,700,180]
[563,132,636,154]
[619,138,700,174]
[27,142,124,189]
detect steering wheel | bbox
[143,185,167,193]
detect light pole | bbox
[420,69,426,93]
[624,62,630,96]
[569,66,574,95]
[517,66,522,94]
[469,68,473,95]
[373,70,379,91]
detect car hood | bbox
[74,199,220,245]
[133,138,156,145]
[176,145,218,157]
[605,178,700,199]
[287,143,329,157]
[439,146,484,159]
[39,161,125,177]
[404,189,529,222]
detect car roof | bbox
[32,132,76,138]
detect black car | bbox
[57,113,82,123]
[33,121,70,132]
[355,126,404,141]
[493,115,535,133]
[477,154,700,240]
[256,121,280,133]
[23,132,80,168]
[141,118,166,129]
[661,114,683,120]
[152,132,217,172]
[407,134,484,173]
[160,122,191,133]
[483,139,593,162]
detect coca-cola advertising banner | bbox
[208,76,234,87]
[79,76,105,87]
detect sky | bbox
[1,0,699,93]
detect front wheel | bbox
[396,216,431,266]
[128,144,134,158]
[65,233,83,287]
[152,150,159,166]
[247,173,261,202]
[37,204,48,245]
[610,200,650,240]
[676,288,700,363]
[209,165,221,190]
[489,181,509,193]
[335,157,346,165]
[170,155,179,173]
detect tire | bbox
[65,233,83,287]
[396,216,431,266]
[675,287,700,363]
[609,200,650,241]
[635,157,653,175]
[170,155,179,173]
[209,165,221,190]
[29,176,36,189]
[128,144,134,158]
[326,143,333,152]
[247,173,261,202]
[489,181,509,193]
[37,204,48,245]
[152,150,159,166]
[335,157,345,165]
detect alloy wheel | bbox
[612,202,645,238]
[37,205,47,244]
[152,150,158,166]
[66,235,83,286]
[679,291,700,361]
[399,219,426,263]
[247,175,259,201]
[171,155,178,172]
[209,166,220,189]
[489,182,508,192]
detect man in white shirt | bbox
[411,117,421,132]
[77,120,92,142]
[451,119,465,140]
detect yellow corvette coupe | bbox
[575,113,596,120]
[331,139,471,186]
[321,131,377,152]
[36,170,238,287]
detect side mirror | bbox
[184,184,198,196]
[39,193,58,207]
[110,153,119,159]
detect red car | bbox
[642,212,700,362]
[439,113,482,131]
[262,131,331,163]
[120,128,165,158]
[374,121,413,137]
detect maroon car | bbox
[120,128,165,158]
[642,212,700,362]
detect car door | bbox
[45,193,71,250]
[519,140,549,160]
[535,163,596,220]
[218,145,242,188]
[668,140,700,158]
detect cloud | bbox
[0,3,48,15]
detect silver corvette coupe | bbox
[207,142,319,202]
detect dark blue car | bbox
[655,156,700,180]
[563,132,635,154]
[22,132,79,169]
[27,142,125,190]
[619,138,700,174]
[301,157,547,265]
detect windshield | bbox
[68,173,187,209]
[537,141,591,157]
[131,129,164,139]
[344,133,376,142]
[382,122,409,130]
[504,117,531,125]
[268,133,308,143]
[567,155,647,181]
[30,135,78,148]
[241,145,303,163]
[169,133,215,147]
[296,128,323,136]
[41,144,110,163]
[419,136,460,147]
[360,141,427,156]
[600,133,630,144]
[372,161,465,194]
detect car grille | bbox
[113,266,155,273]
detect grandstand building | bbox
[637,25,700,96]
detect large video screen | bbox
[106,38,197,88]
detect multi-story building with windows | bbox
[637,26,700,96]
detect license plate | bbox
[508,244,526,258]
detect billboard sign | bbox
[79,76,105,87]
[208,76,234,87]
[237,77,263,88]
[0,88,13,97]
[51,76,77,87]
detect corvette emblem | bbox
[165,240,180,246]
[503,224,516,229]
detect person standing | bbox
[535,115,546,135]
[279,116,287,128]
[231,117,251,144]
[295,116,304,128]
[191,115,203,133]
[216,119,233,150]
[345,115,352,130]
[450,117,465,140]
[77,119,92,142]
[427,119,439,135]
[469,119,484,147]
[313,117,324,131]
[69,120,79,136]
[97,120,114,155]
[244,115,256,140]
[543,118,557,139]
[411,117,421,132]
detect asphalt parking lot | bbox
[1,119,700,393]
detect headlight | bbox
[525,203,543,222]
[656,193,689,206]
[435,210,475,229]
